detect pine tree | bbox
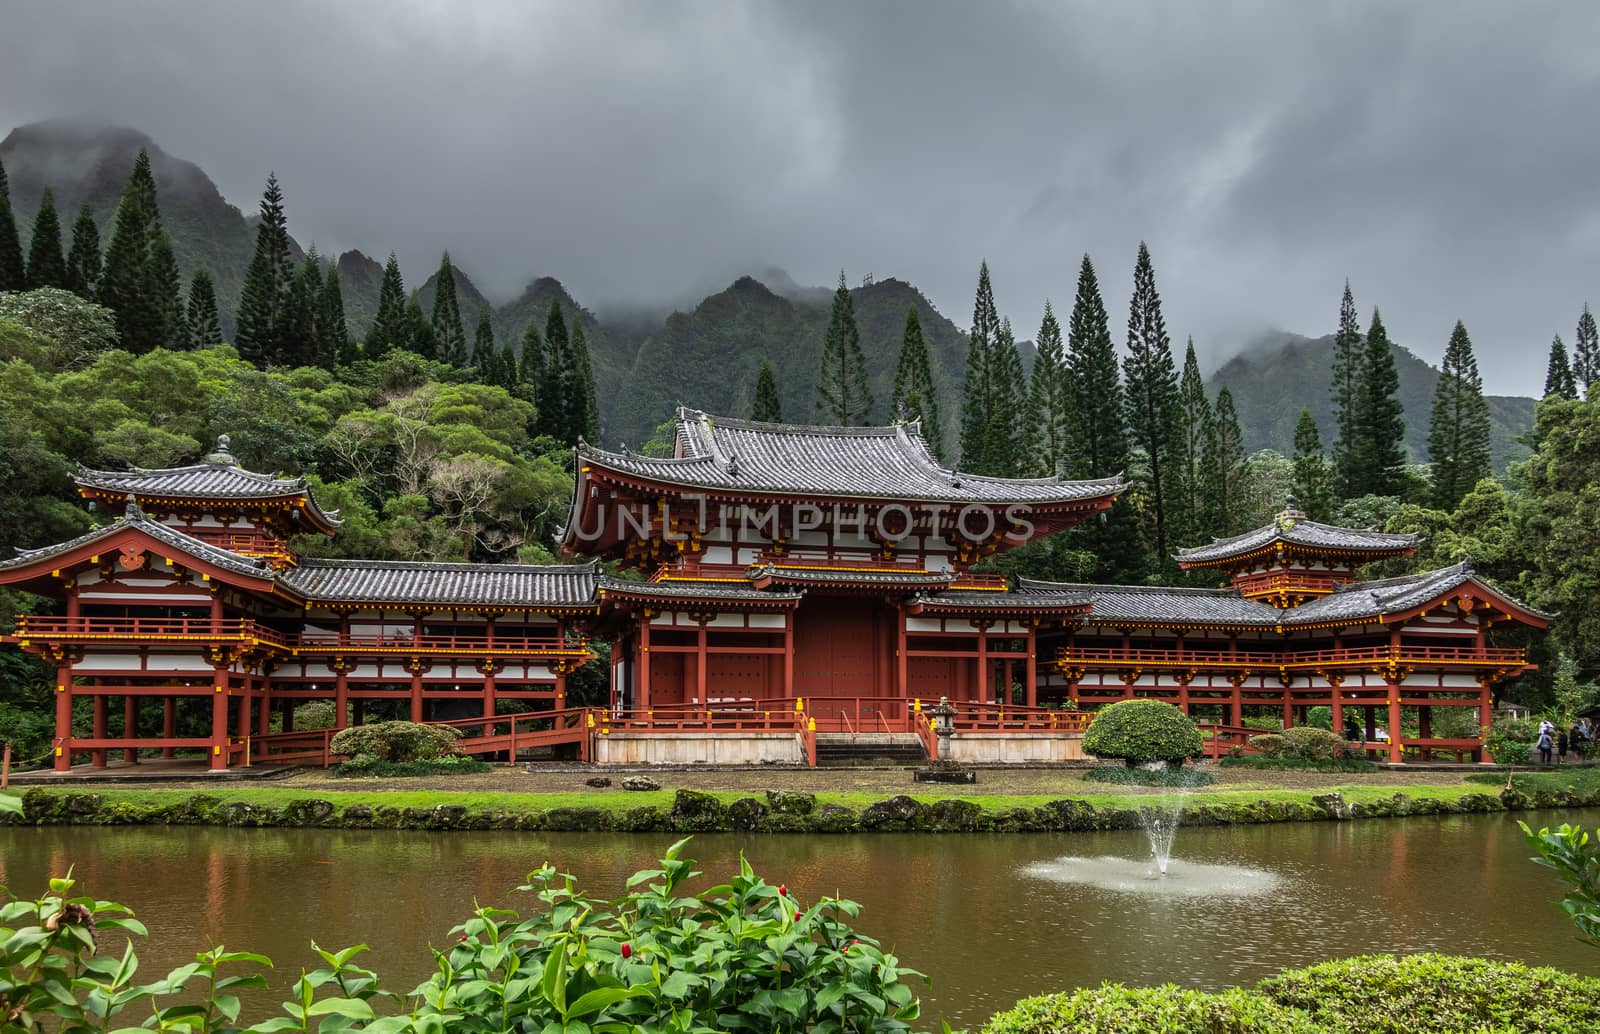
[1545,335,1578,399]
[568,315,600,442]
[1351,308,1408,497]
[1202,387,1247,535]
[97,150,166,353]
[320,264,352,368]
[1018,302,1068,477]
[890,307,944,458]
[1122,242,1181,565]
[469,303,494,375]
[813,271,873,425]
[1291,409,1333,520]
[364,253,408,357]
[1174,338,1212,544]
[1427,320,1492,510]
[959,261,1000,469]
[1330,281,1363,496]
[64,205,101,298]
[0,158,23,292]
[495,343,519,391]
[519,318,544,390]
[986,317,1026,474]
[431,252,467,366]
[24,188,67,289]
[1063,253,1144,583]
[280,252,321,367]
[148,230,185,349]
[186,269,222,347]
[752,359,783,422]
[235,174,293,365]
[1574,305,1598,398]
[537,299,570,440]
[405,292,436,360]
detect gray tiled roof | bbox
[597,576,802,604]
[75,454,341,528]
[748,563,952,587]
[283,559,600,607]
[913,585,1093,611]
[1176,515,1417,564]
[1283,561,1552,625]
[1020,578,1280,627]
[578,408,1125,504]
[0,515,276,580]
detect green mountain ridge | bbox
[1210,331,1535,471]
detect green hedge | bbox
[327,721,461,762]
[983,954,1600,1034]
[1082,700,1204,767]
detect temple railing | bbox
[1231,570,1344,598]
[1058,644,1526,669]
[15,615,292,648]
[291,632,590,658]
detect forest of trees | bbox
[1,147,1598,754]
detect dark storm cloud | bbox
[2,0,1595,394]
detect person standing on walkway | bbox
[1557,726,1569,764]
[1537,723,1554,765]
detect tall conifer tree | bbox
[986,317,1026,474]
[891,307,943,458]
[537,300,570,441]
[813,272,873,425]
[1064,253,1144,583]
[1427,320,1492,510]
[752,359,783,422]
[1330,281,1363,496]
[280,252,322,367]
[1175,338,1212,544]
[472,303,495,375]
[1352,308,1407,497]
[1122,241,1181,565]
[1021,301,1069,476]
[148,230,185,348]
[24,188,67,289]
[64,205,101,298]
[1545,335,1578,399]
[405,292,436,360]
[365,253,408,357]
[1574,305,1598,398]
[568,315,600,442]
[0,158,22,291]
[494,343,518,390]
[959,261,1000,469]
[320,265,351,368]
[97,150,165,353]
[1291,409,1333,520]
[1201,387,1247,535]
[431,253,467,366]
[519,319,544,391]
[186,269,222,348]
[235,174,292,365]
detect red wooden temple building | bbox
[0,411,1548,770]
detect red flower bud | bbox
[621,942,632,959]
[778,884,787,897]
[458,934,467,942]
[794,909,801,921]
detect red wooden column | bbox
[895,608,908,699]
[482,614,497,718]
[236,676,253,766]
[91,695,107,768]
[54,662,73,771]
[210,669,230,770]
[782,614,794,700]
[695,619,709,705]
[162,697,176,758]
[1329,676,1344,741]
[410,616,425,722]
[1386,684,1404,763]
[123,695,139,764]
[976,621,990,703]
[1025,625,1038,708]
[334,664,350,730]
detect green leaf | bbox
[305,998,376,1020]
[565,986,651,1020]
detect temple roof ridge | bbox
[1175,510,1419,566]
[1017,576,1244,598]
[0,512,276,579]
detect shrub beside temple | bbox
[1081,700,1204,767]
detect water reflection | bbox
[1,812,1593,1029]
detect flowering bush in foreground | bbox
[1,837,926,1034]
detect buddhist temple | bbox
[0,411,1549,770]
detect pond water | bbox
[3,812,1596,1028]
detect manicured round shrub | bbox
[1257,953,1600,1033]
[1279,726,1346,761]
[983,984,1315,1034]
[328,720,461,762]
[1247,733,1286,757]
[1081,700,1204,767]
[292,700,337,730]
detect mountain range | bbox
[0,121,1538,467]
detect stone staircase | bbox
[813,732,928,767]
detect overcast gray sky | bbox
[3,1,1595,394]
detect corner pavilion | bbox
[0,411,1546,769]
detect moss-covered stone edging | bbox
[4,781,1595,833]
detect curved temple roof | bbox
[1176,508,1417,567]
[575,408,1125,505]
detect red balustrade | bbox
[17,615,291,647]
[1059,644,1525,668]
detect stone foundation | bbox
[593,731,804,766]
[941,732,1084,764]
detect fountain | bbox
[1134,760,1196,876]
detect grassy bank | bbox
[5,765,1596,833]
